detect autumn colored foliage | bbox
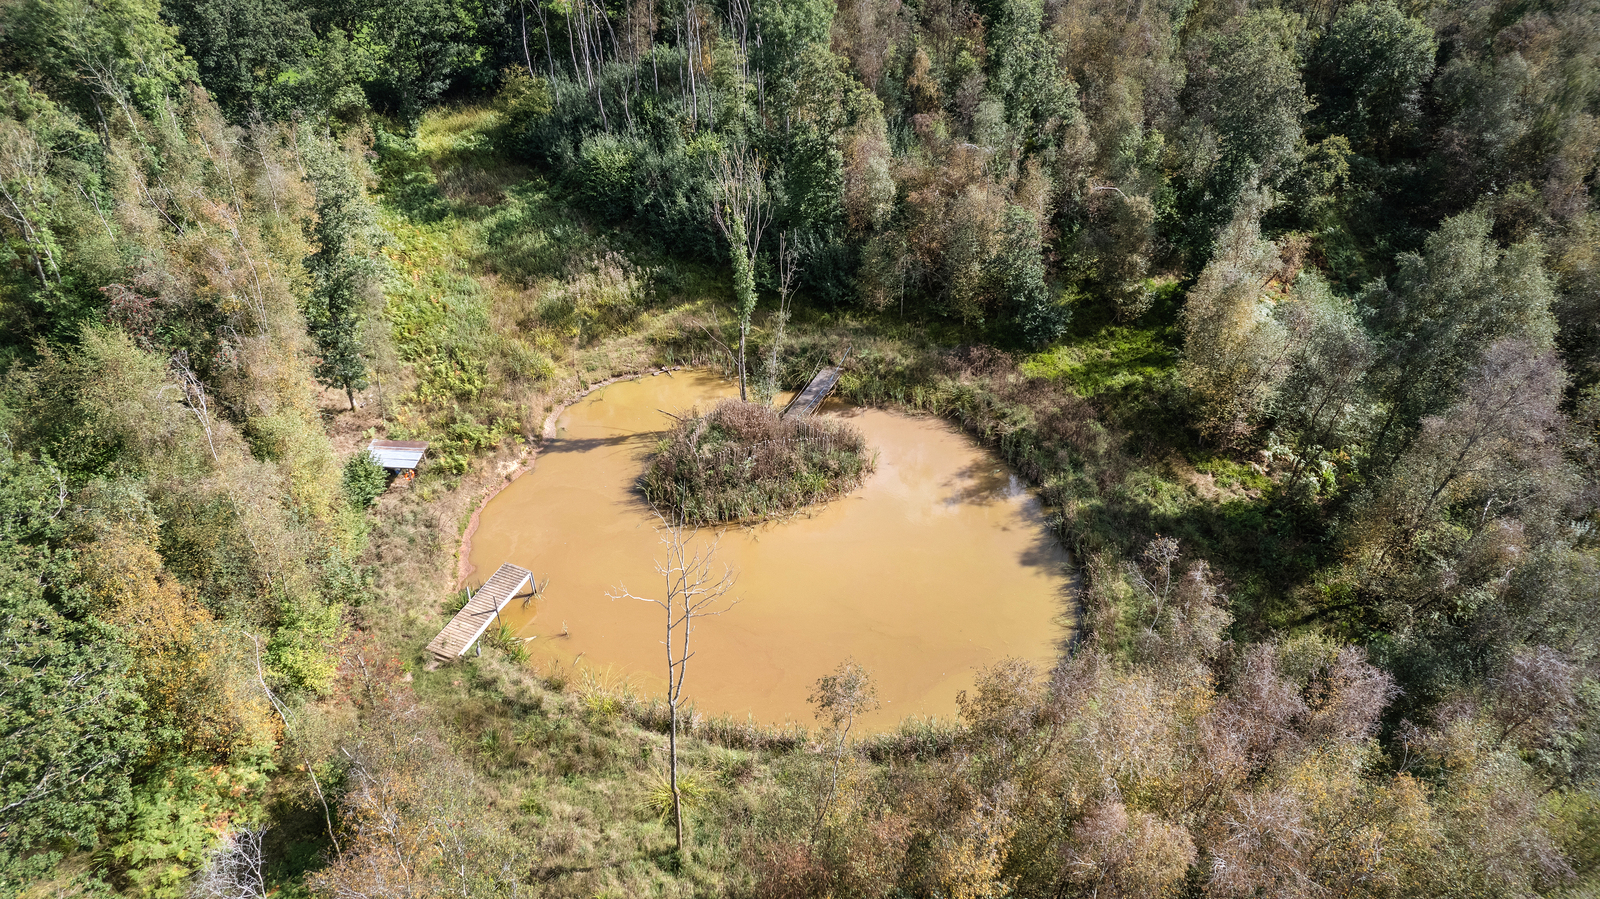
[2,0,1598,892]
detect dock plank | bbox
[425,563,534,664]
[781,348,851,419]
[780,367,842,418]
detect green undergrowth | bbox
[372,105,740,480]
[640,400,875,524]
[1022,280,1185,402]
[397,643,963,897]
[1021,281,1193,457]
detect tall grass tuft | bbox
[483,623,530,663]
[639,400,875,525]
[637,770,710,822]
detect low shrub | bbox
[342,452,389,509]
[639,400,875,524]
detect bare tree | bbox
[710,145,772,402]
[167,350,219,463]
[808,659,879,843]
[611,517,739,852]
[1489,645,1579,746]
[1124,536,1181,619]
[1123,537,1232,664]
[189,827,266,899]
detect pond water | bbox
[465,370,1076,731]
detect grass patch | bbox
[1021,316,1179,399]
[640,400,875,524]
[1021,282,1193,467]
[1023,280,1183,396]
[1191,457,1272,493]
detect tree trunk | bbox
[536,1,556,81]
[738,323,748,401]
[346,384,357,411]
[521,2,535,77]
[670,699,684,852]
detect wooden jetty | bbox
[424,563,533,665]
[780,348,851,419]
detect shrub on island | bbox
[640,400,875,524]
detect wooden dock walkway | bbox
[780,349,851,419]
[425,563,533,665]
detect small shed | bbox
[367,439,429,471]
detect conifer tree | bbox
[302,137,380,411]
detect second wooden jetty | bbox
[780,349,851,419]
[425,563,533,665]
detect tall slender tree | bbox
[302,135,380,411]
[808,659,877,843]
[757,231,802,405]
[711,146,771,402]
[612,518,739,853]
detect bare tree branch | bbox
[610,513,739,852]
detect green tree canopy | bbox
[0,452,148,884]
[1363,209,1558,463]
[1309,1,1437,157]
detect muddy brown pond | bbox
[466,370,1076,731]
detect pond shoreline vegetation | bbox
[1,0,1597,894]
[639,399,875,525]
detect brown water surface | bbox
[468,370,1075,731]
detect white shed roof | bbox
[367,439,428,470]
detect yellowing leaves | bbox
[78,498,278,760]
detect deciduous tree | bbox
[1351,338,1568,593]
[0,452,147,882]
[992,205,1067,347]
[1179,192,1294,444]
[1269,273,1376,496]
[809,659,878,840]
[1363,210,1558,466]
[711,145,772,402]
[1308,1,1436,156]
[1178,11,1311,252]
[612,518,738,852]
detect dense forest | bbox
[1,0,1597,894]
